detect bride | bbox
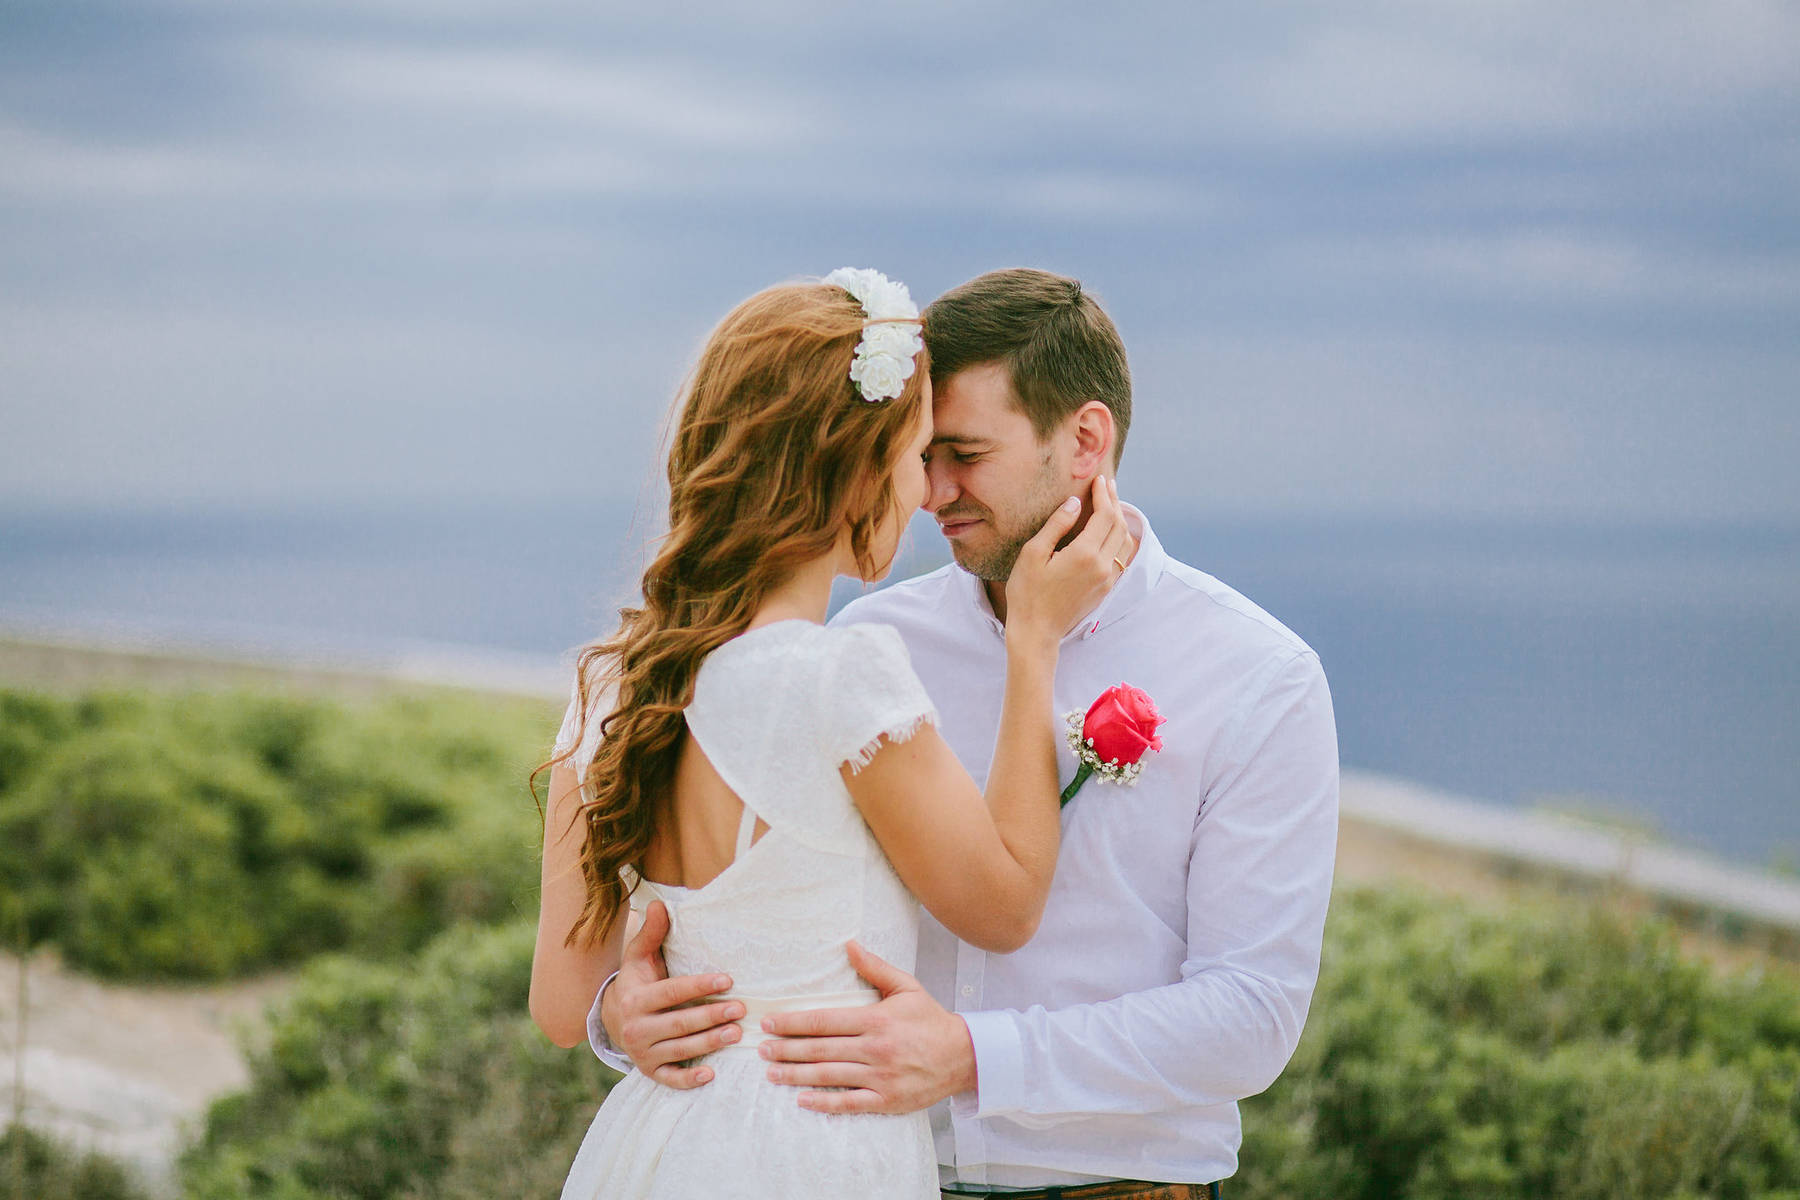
[530,269,1129,1199]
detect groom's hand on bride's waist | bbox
[602,900,746,1088]
[758,940,977,1115]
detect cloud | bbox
[255,39,835,149]
[1216,2,1799,145]
[1258,227,1800,312]
[0,0,1794,517]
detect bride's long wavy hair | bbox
[538,281,928,947]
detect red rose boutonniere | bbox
[1060,683,1166,807]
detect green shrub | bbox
[0,687,556,980]
[184,889,1800,1200]
[179,920,610,1200]
[0,690,75,794]
[1238,888,1800,1200]
[0,1122,152,1200]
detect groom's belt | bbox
[941,1181,1221,1200]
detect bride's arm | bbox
[848,477,1130,953]
[529,761,622,1048]
[845,647,1059,953]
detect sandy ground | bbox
[3,631,1794,1193]
[0,631,565,700]
[0,949,289,1195]
[1334,816,1800,974]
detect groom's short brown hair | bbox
[923,268,1132,467]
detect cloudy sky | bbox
[3,0,1796,521]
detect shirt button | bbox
[960,985,974,998]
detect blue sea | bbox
[3,503,1796,867]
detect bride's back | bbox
[615,619,931,1002]
[639,733,766,892]
[545,278,930,966]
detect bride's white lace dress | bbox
[553,619,941,1200]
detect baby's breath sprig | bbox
[1060,710,1148,806]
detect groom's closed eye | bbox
[929,437,991,464]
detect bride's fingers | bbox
[1098,475,1125,539]
[1096,496,1131,565]
[1071,474,1124,551]
[1020,494,1083,562]
[1049,488,1114,570]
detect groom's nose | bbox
[922,461,958,513]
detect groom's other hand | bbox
[603,899,746,1088]
[759,940,976,1114]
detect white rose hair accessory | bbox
[823,267,925,403]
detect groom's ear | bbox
[1066,401,1116,480]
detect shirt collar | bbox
[953,501,1167,642]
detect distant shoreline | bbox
[5,624,1799,954]
[0,620,571,700]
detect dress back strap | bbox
[733,800,760,859]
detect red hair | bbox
[537,281,928,945]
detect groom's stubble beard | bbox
[942,456,1069,584]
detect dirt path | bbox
[1,949,290,1196]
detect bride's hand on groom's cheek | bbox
[758,941,978,1115]
[605,900,746,1088]
[1005,474,1129,642]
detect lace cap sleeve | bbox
[822,623,938,774]
[553,666,607,783]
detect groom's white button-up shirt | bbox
[831,503,1339,1189]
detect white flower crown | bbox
[823,267,924,403]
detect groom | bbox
[593,269,1339,1197]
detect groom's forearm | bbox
[956,966,1311,1122]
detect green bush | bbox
[185,889,1800,1200]
[179,920,610,1200]
[0,687,557,980]
[1237,887,1800,1200]
[0,1122,152,1200]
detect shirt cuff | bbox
[957,1008,1027,1119]
[586,971,635,1075]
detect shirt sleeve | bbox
[585,972,636,1074]
[821,623,939,774]
[964,649,1340,1123]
